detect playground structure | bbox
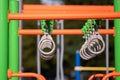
[1,0,120,80]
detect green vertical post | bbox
[114,0,120,80]
[9,0,19,80]
[0,0,8,80]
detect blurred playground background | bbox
[22,0,114,80]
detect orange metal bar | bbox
[88,74,105,80]
[23,10,112,14]
[102,72,120,80]
[8,69,46,80]
[18,29,114,35]
[23,5,113,11]
[8,12,120,20]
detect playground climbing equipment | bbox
[38,20,56,60]
[0,0,120,80]
[80,19,105,60]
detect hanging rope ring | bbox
[38,34,56,60]
[87,32,105,54]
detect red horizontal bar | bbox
[23,5,114,14]
[23,11,113,14]
[23,5,113,12]
[18,29,114,35]
[8,12,120,20]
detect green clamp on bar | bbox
[81,19,97,39]
[85,23,90,32]
[41,20,54,34]
[82,26,88,38]
[88,20,96,32]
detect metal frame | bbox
[0,0,120,80]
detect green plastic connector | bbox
[49,20,54,33]
[81,27,85,38]
[41,20,54,34]
[87,19,92,24]
[81,19,98,39]
[85,23,90,32]
[41,20,46,33]
[81,27,85,34]
[82,26,88,38]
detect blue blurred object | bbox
[75,50,81,80]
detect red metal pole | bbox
[23,5,113,11]
[23,10,113,14]
[18,29,114,35]
[8,12,120,20]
